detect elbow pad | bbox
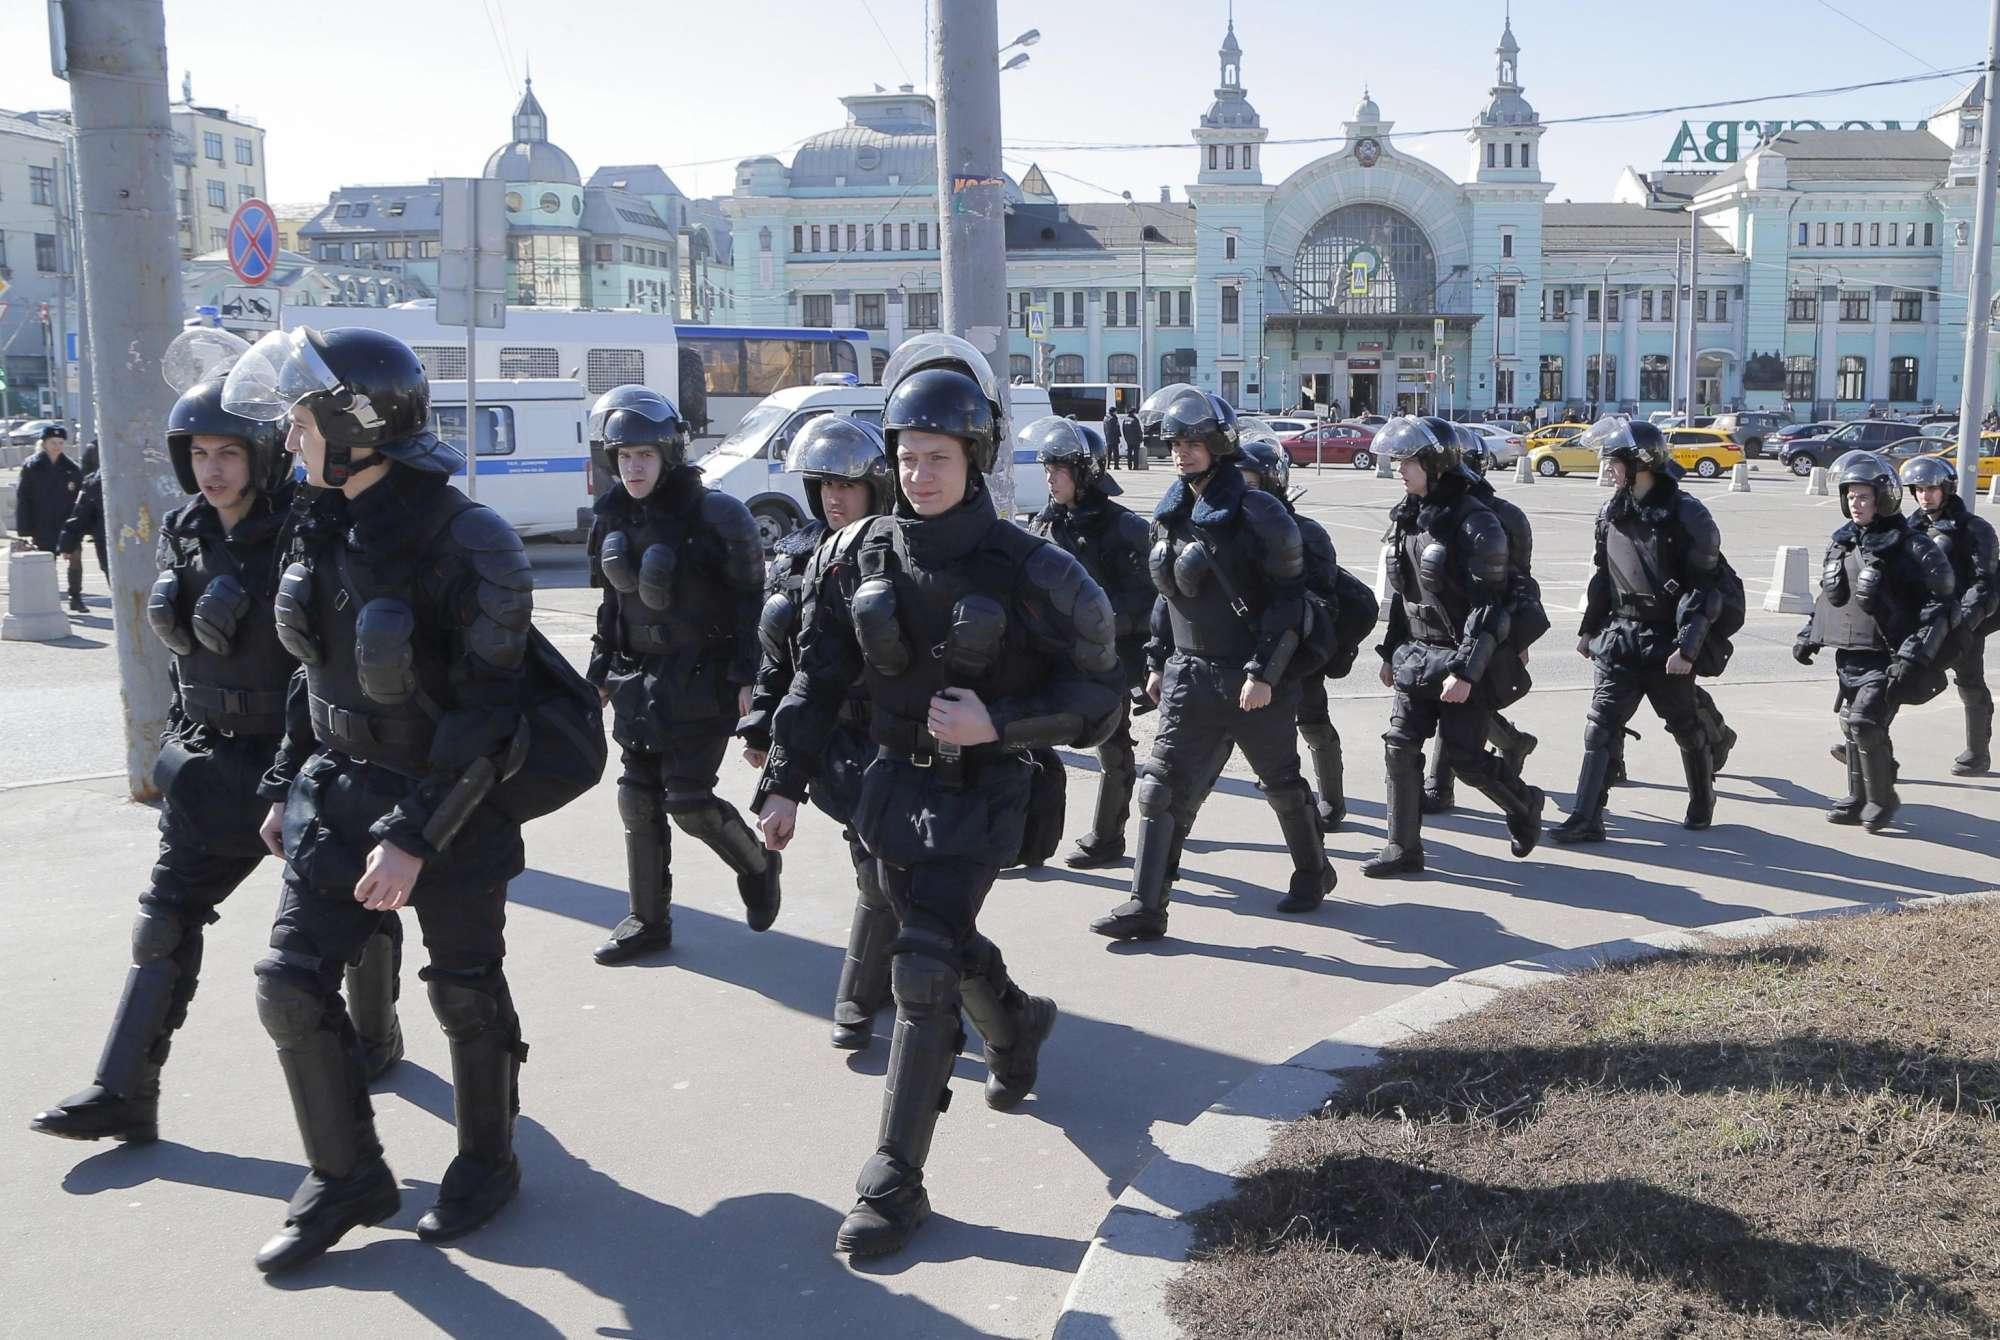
[190,573,252,656]
[599,530,639,594]
[1822,551,1850,606]
[146,570,195,656]
[273,562,322,666]
[851,574,910,677]
[1147,538,1175,598]
[758,590,799,663]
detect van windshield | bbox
[714,402,791,457]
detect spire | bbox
[512,75,547,143]
[1218,9,1242,87]
[1496,6,1520,84]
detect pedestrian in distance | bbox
[583,385,781,964]
[225,326,542,1272]
[755,332,1122,1258]
[1366,416,1545,877]
[1122,411,1144,470]
[1089,385,1336,941]
[1102,405,1123,468]
[31,344,403,1150]
[1794,451,1957,832]
[56,440,109,582]
[1550,419,1736,844]
[738,413,897,1050]
[13,423,86,613]
[1024,414,1155,868]
[1901,454,1997,775]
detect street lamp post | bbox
[1121,191,1150,400]
[1598,254,1622,415]
[1471,263,1525,417]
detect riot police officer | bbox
[1090,385,1337,942]
[1367,416,1544,877]
[222,326,537,1271]
[1794,451,1957,832]
[31,361,401,1147]
[1903,455,1997,774]
[738,414,896,1049]
[1024,415,1155,866]
[755,333,1122,1257]
[1550,419,1731,843]
[1237,437,1351,829]
[1420,430,1544,815]
[584,386,778,964]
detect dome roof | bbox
[1202,94,1262,129]
[789,125,937,189]
[1354,89,1381,122]
[483,79,581,186]
[1481,89,1537,126]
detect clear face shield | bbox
[1578,415,1635,460]
[220,327,343,424]
[1373,415,1449,463]
[880,332,1004,412]
[161,327,254,394]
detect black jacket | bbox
[57,471,106,561]
[15,450,83,551]
[1031,486,1153,689]
[1121,417,1142,450]
[1911,493,1999,628]
[1146,462,1306,681]
[1579,471,1725,665]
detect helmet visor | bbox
[1374,415,1450,462]
[162,328,254,394]
[221,328,342,423]
[588,389,678,444]
[880,332,1003,411]
[1578,416,1636,458]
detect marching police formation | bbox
[23,320,2000,1272]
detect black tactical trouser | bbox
[616,731,772,913]
[1297,674,1344,818]
[1584,662,1704,754]
[1146,653,1312,830]
[1952,633,1993,760]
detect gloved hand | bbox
[1886,655,1917,688]
[1792,634,1818,666]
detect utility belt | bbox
[1403,601,1461,647]
[179,683,287,737]
[1611,593,1673,624]
[309,692,434,774]
[621,619,727,657]
[869,708,1018,788]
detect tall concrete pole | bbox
[59,0,184,799]
[64,147,95,443]
[932,0,1015,518]
[1669,238,1683,414]
[1956,0,2000,508]
[1685,207,1702,417]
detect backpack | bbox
[1168,514,1335,685]
[1694,555,1748,678]
[1325,565,1380,679]
[1012,746,1068,868]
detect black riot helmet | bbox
[165,378,290,497]
[1141,383,1239,461]
[1237,437,1291,496]
[879,332,1008,472]
[1374,414,1463,481]
[223,326,451,485]
[1580,415,1674,476]
[592,385,688,471]
[1022,414,1121,497]
[1837,450,1903,519]
[785,413,892,523]
[1899,453,1957,496]
[1451,424,1493,478]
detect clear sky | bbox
[3,0,1985,211]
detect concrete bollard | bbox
[1988,472,2000,506]
[1806,466,1829,497]
[1374,451,1393,479]
[2,549,73,641]
[1514,456,1534,484]
[0,482,14,527]
[1729,462,1751,492]
[1373,543,1393,604]
[1762,545,1812,614]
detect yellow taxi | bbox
[1525,423,1594,477]
[1661,427,1746,480]
[1921,431,2000,489]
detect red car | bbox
[1280,422,1378,469]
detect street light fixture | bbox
[1003,28,1041,51]
[1000,52,1030,72]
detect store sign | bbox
[1664,117,1927,165]
[1348,358,1380,371]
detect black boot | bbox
[597,785,673,964]
[1695,689,1736,773]
[1955,702,1993,776]
[962,959,1058,1111]
[1271,784,1337,913]
[1826,745,1865,824]
[1420,736,1455,815]
[1089,809,1174,941]
[31,905,201,1144]
[254,1000,398,1275]
[1857,738,1902,834]
[836,953,960,1257]
[1301,722,1347,830]
[1830,741,1849,766]
[346,923,404,1080]
[831,860,896,1051]
[1362,745,1426,877]
[689,802,782,931]
[1680,739,1716,831]
[1468,763,1545,858]
[1550,748,1612,845]
[1491,713,1539,778]
[417,976,526,1243]
[1067,737,1135,867]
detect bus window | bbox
[685,337,744,396]
[585,348,647,395]
[431,405,517,457]
[745,338,813,395]
[814,340,859,378]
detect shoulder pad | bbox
[1832,521,1861,547]
[1461,504,1509,558]
[450,505,534,588]
[698,488,764,589]
[1112,506,1151,550]
[698,488,757,536]
[1024,540,1118,671]
[1677,494,1722,548]
[1238,488,1292,529]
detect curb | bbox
[1049,889,2000,1340]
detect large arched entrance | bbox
[1286,203,1443,416]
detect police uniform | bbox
[31,378,399,1147]
[1795,452,1957,831]
[1090,386,1337,942]
[1905,458,1997,775]
[1024,416,1155,867]
[1366,417,1544,877]
[761,336,1122,1257]
[1552,420,1730,843]
[585,394,777,964]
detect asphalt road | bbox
[6,460,1999,1338]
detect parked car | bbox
[1353,413,1389,429]
[1662,427,1746,479]
[1237,419,1283,450]
[6,419,61,445]
[1777,419,1924,476]
[1281,421,1379,469]
[1247,415,1321,439]
[1918,412,1963,429]
[1709,410,1788,457]
[1770,421,1841,451]
[1454,421,1525,467]
[1526,434,1599,477]
[1922,432,2000,488]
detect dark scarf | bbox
[898,485,999,568]
[1604,469,1684,528]
[1156,455,1249,530]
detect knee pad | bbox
[1581,713,1622,752]
[1135,773,1173,818]
[1847,719,1891,750]
[665,797,727,841]
[254,963,332,1047]
[131,904,190,963]
[1299,721,1338,752]
[426,972,505,1042]
[1264,779,1315,815]
[617,782,663,832]
[890,946,960,1015]
[1099,734,1136,773]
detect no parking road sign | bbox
[227,198,276,286]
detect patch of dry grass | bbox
[1170,901,2000,1339]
